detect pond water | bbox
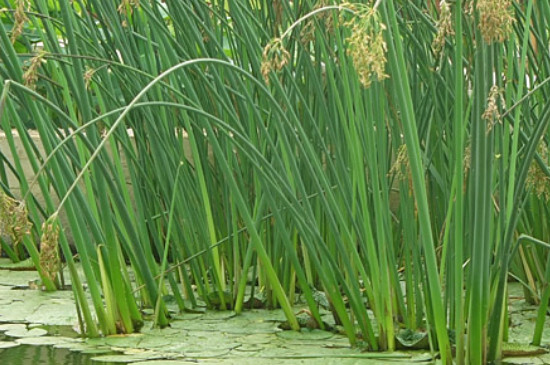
[0,345,116,365]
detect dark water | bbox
[0,345,117,365]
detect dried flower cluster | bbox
[482,85,505,134]
[463,143,471,177]
[477,0,515,44]
[341,3,388,88]
[432,0,454,56]
[389,144,411,182]
[300,0,335,44]
[23,51,47,89]
[0,192,32,246]
[261,2,387,88]
[464,0,474,17]
[118,0,140,14]
[39,216,61,283]
[10,0,30,43]
[84,66,97,90]
[526,142,550,202]
[261,38,291,83]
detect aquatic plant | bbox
[0,1,549,363]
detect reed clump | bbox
[0,1,549,364]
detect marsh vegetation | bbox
[1,0,550,364]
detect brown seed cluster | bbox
[261,38,291,84]
[482,85,505,134]
[389,144,411,182]
[526,142,550,202]
[477,0,515,44]
[341,3,388,88]
[10,0,30,43]
[300,0,335,44]
[261,2,388,88]
[463,143,471,177]
[84,66,97,90]
[0,192,32,247]
[432,0,455,56]
[39,216,61,283]
[118,0,140,14]
[23,52,47,89]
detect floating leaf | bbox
[5,327,47,338]
[395,329,429,350]
[0,341,19,349]
[0,323,26,332]
[16,336,76,346]
[502,342,548,357]
[276,329,334,340]
[91,353,164,363]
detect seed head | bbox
[463,143,471,177]
[261,38,291,84]
[477,0,514,44]
[465,0,474,16]
[39,215,61,283]
[11,0,30,44]
[118,0,140,14]
[389,144,411,182]
[526,142,550,202]
[432,0,455,56]
[23,52,47,89]
[482,85,505,134]
[0,192,32,246]
[84,66,97,90]
[341,3,388,88]
[300,0,335,44]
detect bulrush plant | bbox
[0,1,549,364]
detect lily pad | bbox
[16,335,76,346]
[24,299,79,325]
[232,343,266,352]
[85,337,108,347]
[140,327,181,337]
[276,329,334,340]
[0,340,19,349]
[238,333,275,345]
[0,258,36,271]
[0,299,14,305]
[395,329,429,350]
[5,327,47,338]
[502,342,548,357]
[502,357,544,365]
[53,342,92,351]
[172,313,203,320]
[183,348,231,358]
[91,352,163,363]
[200,311,237,321]
[104,334,143,347]
[0,270,41,286]
[133,361,200,365]
[136,335,177,349]
[241,309,287,323]
[80,347,115,355]
[0,323,26,332]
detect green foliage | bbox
[0,1,549,364]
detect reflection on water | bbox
[0,345,116,365]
